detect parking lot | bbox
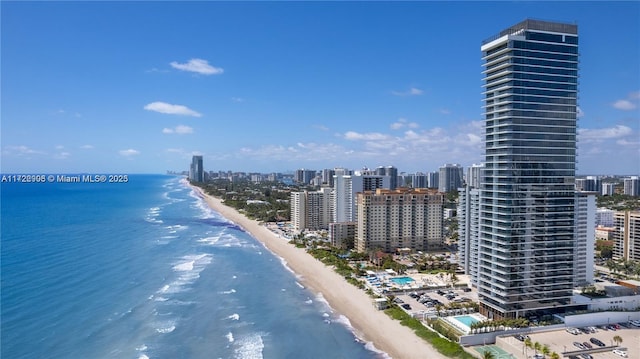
[393,287,478,317]
[497,324,639,359]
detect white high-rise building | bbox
[466,163,485,189]
[602,183,616,195]
[574,192,596,286]
[332,169,390,223]
[623,176,640,196]
[290,188,333,231]
[596,208,615,227]
[458,186,480,287]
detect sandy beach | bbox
[190,184,447,359]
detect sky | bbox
[2,1,639,175]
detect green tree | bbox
[481,350,496,359]
[524,337,533,357]
[534,341,542,355]
[613,335,623,346]
[542,344,551,358]
[550,352,560,359]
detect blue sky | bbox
[2,1,639,175]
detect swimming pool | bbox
[389,276,415,285]
[452,315,480,327]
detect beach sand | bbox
[191,184,447,359]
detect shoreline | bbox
[189,183,447,359]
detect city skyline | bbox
[2,2,639,175]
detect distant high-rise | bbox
[290,188,333,231]
[411,172,428,188]
[574,192,596,287]
[295,169,317,185]
[333,169,390,223]
[624,176,640,196]
[602,182,617,195]
[189,155,204,183]
[427,171,439,189]
[438,164,463,192]
[466,163,485,189]
[575,176,601,194]
[613,211,640,261]
[376,166,398,190]
[479,19,579,319]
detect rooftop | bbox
[482,18,578,45]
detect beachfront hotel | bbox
[477,19,579,320]
[355,188,444,253]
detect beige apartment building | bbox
[613,210,640,261]
[355,188,444,253]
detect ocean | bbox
[1,174,386,359]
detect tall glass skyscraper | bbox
[189,155,204,183]
[479,19,578,319]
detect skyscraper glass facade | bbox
[479,19,578,319]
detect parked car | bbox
[514,334,525,342]
[590,337,605,347]
[573,342,586,350]
[582,342,592,349]
[566,327,581,335]
[612,349,628,358]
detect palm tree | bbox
[613,335,623,346]
[524,337,533,357]
[550,352,560,359]
[482,350,496,359]
[542,344,551,358]
[435,304,443,317]
[534,341,542,355]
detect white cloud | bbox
[119,149,140,157]
[577,107,584,118]
[162,125,194,134]
[80,144,94,149]
[392,87,423,96]
[170,58,223,75]
[166,148,184,153]
[231,97,245,103]
[344,131,389,141]
[579,125,633,141]
[612,91,640,110]
[53,151,71,160]
[613,100,637,110]
[391,118,419,130]
[144,102,202,117]
[616,138,640,146]
[3,145,46,156]
[440,109,451,115]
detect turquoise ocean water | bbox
[1,175,385,359]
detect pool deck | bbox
[444,313,486,334]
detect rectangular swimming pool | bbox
[452,315,480,327]
[389,276,415,285]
